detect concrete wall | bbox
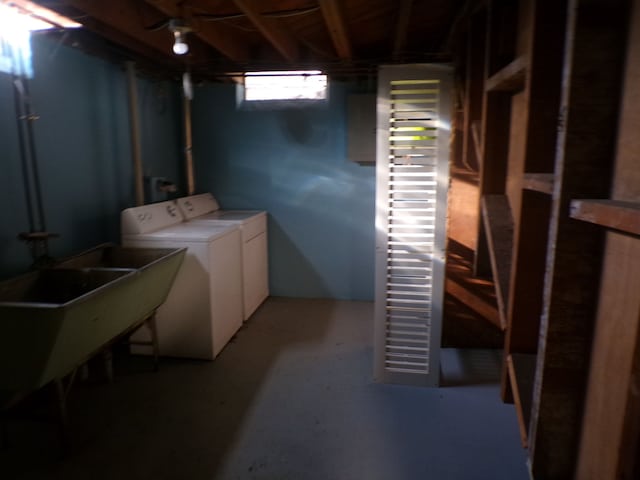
[1,35,376,301]
[0,34,182,278]
[191,83,376,300]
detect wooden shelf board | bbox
[485,56,528,93]
[522,173,554,195]
[570,199,640,236]
[481,194,513,329]
[507,353,537,448]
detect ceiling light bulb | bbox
[172,31,189,55]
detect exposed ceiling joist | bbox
[56,0,211,65]
[143,0,250,63]
[319,0,352,60]
[233,0,299,63]
[393,0,413,59]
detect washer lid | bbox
[190,210,266,224]
[123,222,238,242]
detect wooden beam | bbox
[485,55,527,92]
[522,173,554,194]
[392,0,413,60]
[233,0,299,62]
[445,277,501,328]
[143,0,250,63]
[481,194,513,330]
[570,199,640,236]
[319,0,352,60]
[54,0,211,65]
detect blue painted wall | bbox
[191,83,376,300]
[0,34,376,301]
[0,34,183,279]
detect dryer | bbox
[121,200,242,359]
[176,193,268,320]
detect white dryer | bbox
[121,200,242,360]
[176,193,268,320]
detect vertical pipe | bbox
[183,93,195,195]
[21,78,47,233]
[12,77,35,233]
[126,62,144,206]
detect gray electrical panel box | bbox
[347,93,376,164]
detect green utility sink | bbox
[0,244,185,398]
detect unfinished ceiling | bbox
[30,0,465,79]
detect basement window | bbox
[241,70,328,107]
[0,0,80,78]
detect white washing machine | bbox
[121,200,243,360]
[176,193,268,320]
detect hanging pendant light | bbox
[169,19,191,55]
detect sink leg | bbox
[54,369,77,450]
[0,414,7,450]
[148,313,160,372]
[102,349,114,382]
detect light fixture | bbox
[169,18,191,55]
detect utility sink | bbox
[0,244,185,400]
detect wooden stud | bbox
[528,0,630,477]
[576,1,640,477]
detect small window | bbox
[243,70,328,102]
[0,1,80,78]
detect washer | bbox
[176,193,268,320]
[121,200,242,359]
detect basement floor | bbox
[1,298,529,480]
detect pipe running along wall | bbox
[183,72,195,196]
[126,61,144,206]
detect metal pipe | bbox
[183,89,195,196]
[21,78,47,233]
[12,77,35,233]
[126,62,144,206]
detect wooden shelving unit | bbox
[453,0,638,478]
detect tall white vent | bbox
[374,65,452,386]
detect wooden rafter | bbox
[393,0,413,60]
[53,0,211,64]
[143,0,250,63]
[319,0,352,60]
[233,0,299,62]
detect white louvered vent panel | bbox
[375,65,451,387]
[384,79,439,376]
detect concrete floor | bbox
[1,298,529,480]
